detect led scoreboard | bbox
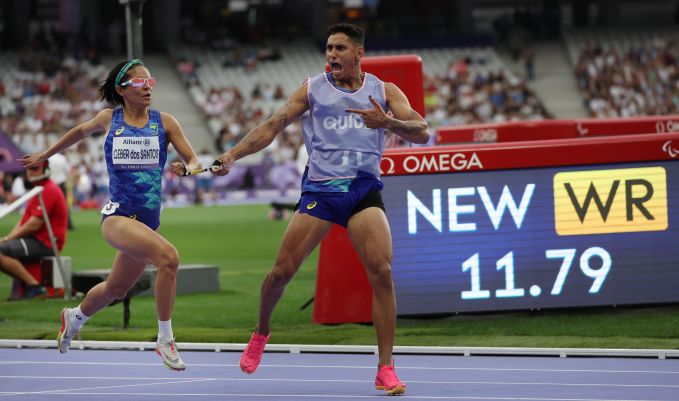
[313,131,679,322]
[381,133,679,315]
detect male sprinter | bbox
[214,23,428,395]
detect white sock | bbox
[158,319,173,342]
[71,306,90,331]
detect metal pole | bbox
[37,193,71,300]
[119,0,146,59]
[0,187,43,220]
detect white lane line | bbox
[0,392,668,401]
[1,361,678,374]
[0,376,678,388]
[0,378,216,396]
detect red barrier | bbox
[383,132,679,176]
[435,120,576,144]
[435,115,679,144]
[360,55,425,117]
[313,130,679,324]
[313,225,373,324]
[575,115,679,136]
[326,55,426,117]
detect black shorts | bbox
[0,237,54,262]
[350,189,386,217]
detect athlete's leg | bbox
[80,216,179,320]
[67,216,185,369]
[240,211,332,373]
[78,251,147,315]
[58,220,152,354]
[348,207,405,394]
[256,211,333,335]
[347,207,395,367]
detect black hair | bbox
[327,23,365,46]
[98,60,145,107]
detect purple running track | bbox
[1,348,678,400]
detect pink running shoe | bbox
[240,332,270,374]
[375,363,406,395]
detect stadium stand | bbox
[0,38,553,207]
[173,41,550,162]
[0,50,110,206]
[563,27,679,118]
[9,18,679,207]
[21,21,679,207]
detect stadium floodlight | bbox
[228,0,249,12]
[119,0,147,60]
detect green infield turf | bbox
[0,205,678,349]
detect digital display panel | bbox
[382,161,679,315]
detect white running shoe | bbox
[156,338,186,371]
[57,307,80,354]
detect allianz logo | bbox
[323,115,364,130]
[122,138,151,146]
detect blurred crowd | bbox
[0,45,553,209]
[423,57,551,127]
[574,35,679,118]
[180,50,550,159]
[0,50,110,209]
[17,31,679,209]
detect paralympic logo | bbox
[575,123,588,136]
[662,140,679,158]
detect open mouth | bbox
[330,62,342,73]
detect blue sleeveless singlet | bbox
[100,107,167,229]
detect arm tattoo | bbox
[268,112,289,132]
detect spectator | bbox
[48,151,73,230]
[523,46,535,81]
[195,148,217,205]
[0,171,9,204]
[574,37,679,117]
[11,174,26,200]
[0,160,68,299]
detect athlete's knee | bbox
[267,264,298,286]
[154,245,179,273]
[362,251,392,278]
[269,254,303,284]
[365,262,394,290]
[266,268,294,286]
